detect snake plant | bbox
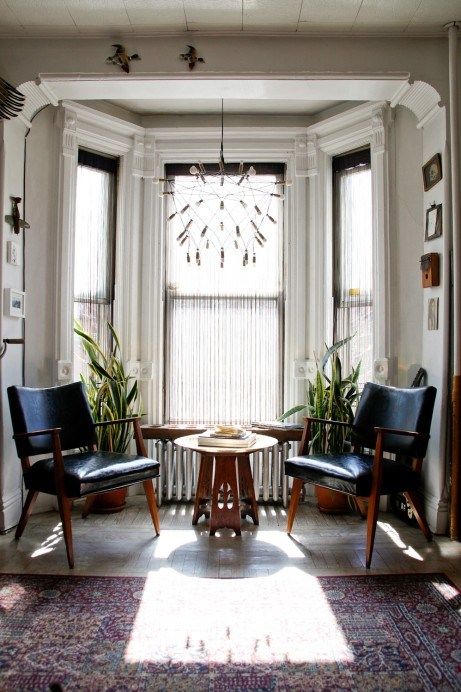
[74,321,141,453]
[279,336,361,453]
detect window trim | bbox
[305,102,392,384]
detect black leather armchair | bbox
[8,382,161,568]
[284,382,436,568]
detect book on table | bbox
[197,429,257,448]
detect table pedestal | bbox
[192,453,259,535]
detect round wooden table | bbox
[175,434,278,536]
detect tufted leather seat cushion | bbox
[285,453,420,497]
[24,452,160,498]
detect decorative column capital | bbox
[55,106,77,158]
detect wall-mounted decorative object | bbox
[0,77,25,120]
[6,240,21,266]
[4,288,26,318]
[105,44,140,74]
[422,153,442,191]
[425,202,442,241]
[4,197,30,234]
[180,45,205,70]
[428,297,439,330]
[420,252,440,288]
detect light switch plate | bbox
[7,241,21,266]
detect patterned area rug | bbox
[0,570,460,691]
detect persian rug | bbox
[0,571,460,691]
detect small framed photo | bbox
[428,297,439,331]
[5,288,25,318]
[425,203,442,241]
[423,154,442,191]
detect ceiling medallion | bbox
[158,101,288,267]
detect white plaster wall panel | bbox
[185,0,242,30]
[299,0,360,25]
[391,106,423,386]
[124,0,184,30]
[354,0,421,29]
[243,0,301,30]
[66,0,130,28]
[24,106,56,390]
[420,106,449,534]
[2,0,75,27]
[0,37,449,105]
[0,118,28,532]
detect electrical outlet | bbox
[6,241,21,266]
[294,359,317,381]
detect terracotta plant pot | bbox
[90,487,128,514]
[315,485,351,514]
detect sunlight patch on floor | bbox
[124,566,354,665]
[31,524,63,559]
[378,521,423,560]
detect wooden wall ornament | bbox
[425,203,442,241]
[105,44,140,74]
[420,252,440,288]
[422,153,442,191]
[5,197,30,234]
[179,45,205,70]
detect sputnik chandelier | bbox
[159,101,287,267]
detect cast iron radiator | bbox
[150,439,298,508]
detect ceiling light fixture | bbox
[158,100,288,267]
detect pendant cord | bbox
[220,98,224,167]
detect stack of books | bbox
[197,426,256,448]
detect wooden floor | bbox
[1,498,460,587]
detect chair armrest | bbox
[94,417,140,428]
[374,426,427,439]
[303,416,352,428]
[13,427,62,439]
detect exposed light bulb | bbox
[248,166,256,176]
[189,165,199,175]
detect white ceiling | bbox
[1,0,460,38]
[106,97,339,115]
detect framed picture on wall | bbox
[425,203,442,241]
[4,288,26,318]
[422,154,442,191]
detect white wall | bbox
[391,106,423,386]
[0,118,27,531]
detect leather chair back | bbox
[353,382,436,457]
[8,382,97,458]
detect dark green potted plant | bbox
[279,336,361,512]
[74,321,141,512]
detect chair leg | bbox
[287,478,304,534]
[404,490,432,540]
[143,480,160,536]
[365,488,381,569]
[57,493,74,569]
[355,497,368,519]
[81,494,97,519]
[15,490,38,540]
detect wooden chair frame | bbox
[14,416,160,568]
[286,416,432,568]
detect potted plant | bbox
[279,337,361,513]
[74,321,141,512]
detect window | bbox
[73,149,117,379]
[332,149,373,384]
[164,164,284,425]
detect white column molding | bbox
[391,80,442,129]
[54,105,78,383]
[294,134,309,177]
[143,135,158,180]
[131,135,145,178]
[306,135,318,178]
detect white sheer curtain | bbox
[165,172,283,425]
[333,155,373,385]
[73,161,115,379]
